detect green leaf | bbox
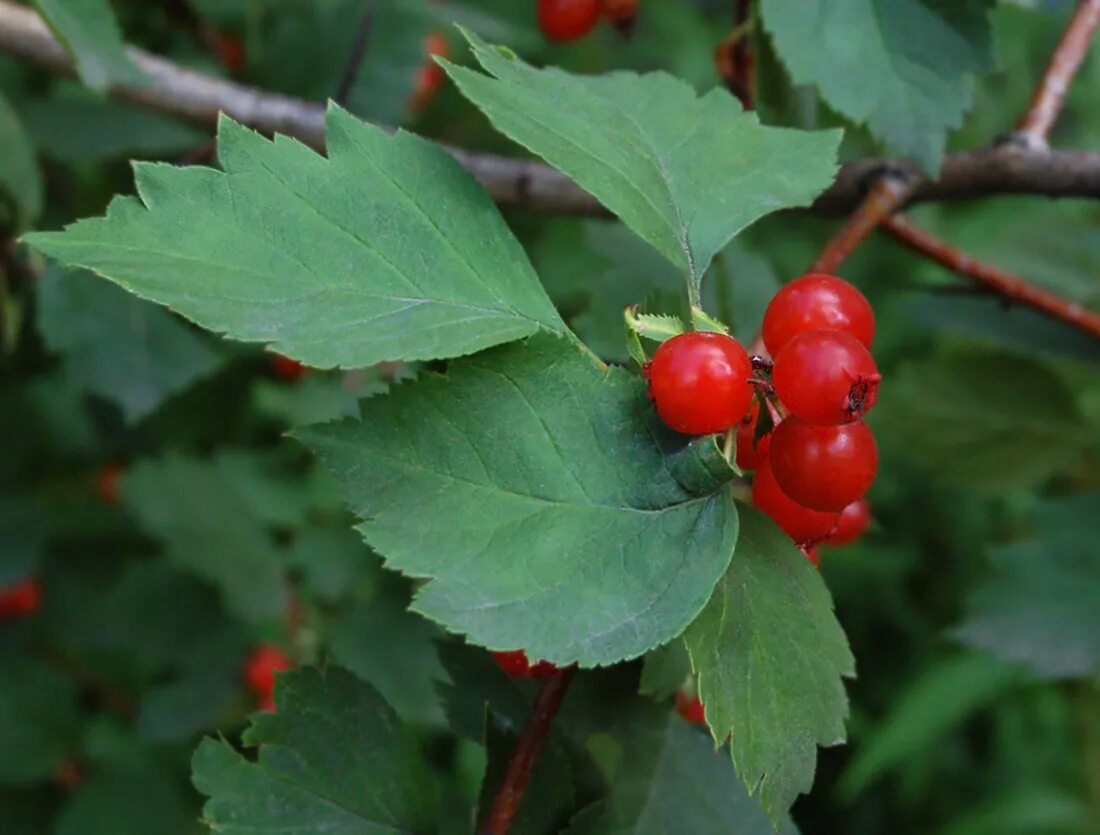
[0,658,81,782]
[192,666,439,833]
[761,0,994,172]
[299,334,740,667]
[638,639,692,700]
[27,105,565,369]
[0,497,47,585]
[873,346,1090,491]
[563,707,796,835]
[839,652,1021,797]
[123,453,288,624]
[55,765,193,835]
[31,0,147,92]
[37,267,223,423]
[22,84,204,162]
[0,89,43,229]
[683,506,854,824]
[625,309,686,343]
[444,30,840,295]
[330,595,450,726]
[955,493,1100,678]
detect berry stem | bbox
[479,665,576,835]
[811,174,912,274]
[1014,0,1100,149]
[750,355,773,372]
[882,214,1100,341]
[717,0,755,109]
[333,1,376,107]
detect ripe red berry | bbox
[410,33,450,112]
[243,645,291,701]
[645,332,754,435]
[0,577,41,620]
[825,498,871,547]
[735,401,771,470]
[602,0,638,32]
[772,330,881,425]
[492,649,558,678]
[271,354,307,382]
[95,463,124,505]
[675,690,706,726]
[770,417,878,512]
[539,0,601,42]
[752,459,839,544]
[762,273,875,356]
[215,34,246,73]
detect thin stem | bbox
[1015,0,1100,147]
[333,3,375,107]
[882,214,1100,341]
[811,174,912,273]
[479,666,576,835]
[717,0,755,108]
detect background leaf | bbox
[0,89,43,230]
[955,494,1100,678]
[684,506,854,824]
[300,334,740,667]
[37,267,223,423]
[445,30,840,294]
[27,106,565,368]
[192,666,440,833]
[31,0,147,92]
[761,0,994,171]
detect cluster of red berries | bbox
[645,273,879,557]
[243,644,291,712]
[0,577,41,621]
[492,649,559,678]
[538,0,639,43]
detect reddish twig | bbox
[882,214,1100,341]
[811,174,912,273]
[1015,0,1100,147]
[715,1,754,108]
[479,666,576,835]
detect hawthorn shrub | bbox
[1,1,1099,834]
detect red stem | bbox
[882,214,1100,341]
[811,175,912,274]
[1016,0,1100,145]
[478,666,576,835]
[732,0,755,109]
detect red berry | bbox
[95,463,124,505]
[492,650,558,678]
[215,34,246,73]
[801,544,821,567]
[539,0,601,42]
[601,0,638,32]
[646,332,754,435]
[825,498,871,547]
[271,354,308,382]
[0,577,41,620]
[675,690,707,726]
[735,401,771,470]
[770,417,878,512]
[410,33,450,112]
[762,273,875,356]
[752,459,839,544]
[243,645,291,699]
[772,330,881,425]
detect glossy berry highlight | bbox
[762,273,875,356]
[539,0,601,42]
[772,330,881,425]
[770,417,878,512]
[492,650,559,678]
[752,459,839,544]
[646,332,754,435]
[825,498,872,547]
